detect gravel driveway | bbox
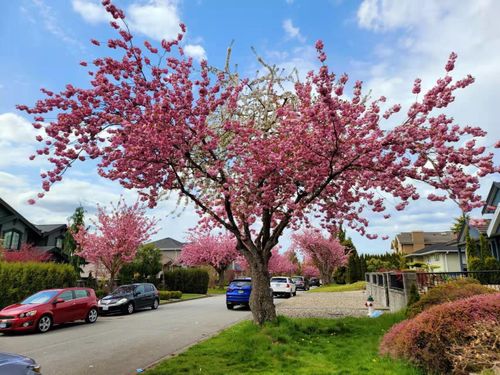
[276,290,370,318]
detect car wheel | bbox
[86,308,98,324]
[126,302,135,315]
[152,298,159,310]
[293,291,297,296]
[226,304,234,310]
[287,292,292,298]
[37,315,52,333]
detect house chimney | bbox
[411,231,425,251]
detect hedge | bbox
[163,268,209,294]
[0,261,78,309]
[158,290,182,300]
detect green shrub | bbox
[0,261,78,309]
[406,278,494,318]
[380,293,500,374]
[158,290,182,300]
[95,289,107,299]
[406,283,420,308]
[163,268,209,294]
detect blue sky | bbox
[0,0,499,254]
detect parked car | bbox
[226,278,252,310]
[270,276,297,298]
[0,288,98,334]
[309,277,321,287]
[98,283,159,315]
[291,276,309,291]
[225,278,273,310]
[0,352,41,374]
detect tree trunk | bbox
[216,268,225,289]
[249,257,276,325]
[320,268,332,285]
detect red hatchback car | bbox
[0,288,98,333]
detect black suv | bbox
[98,283,159,315]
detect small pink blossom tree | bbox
[74,199,157,289]
[19,1,499,324]
[179,233,238,288]
[292,229,348,284]
[302,263,320,279]
[268,249,298,276]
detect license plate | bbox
[238,290,244,294]
[102,306,109,311]
[0,323,6,328]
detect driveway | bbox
[0,294,289,375]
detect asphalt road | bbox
[0,295,277,375]
[0,294,294,375]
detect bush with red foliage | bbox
[406,278,495,317]
[380,293,500,374]
[0,243,50,263]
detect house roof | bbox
[35,224,66,235]
[395,231,455,245]
[482,182,500,214]
[405,241,459,257]
[0,197,42,235]
[148,237,185,250]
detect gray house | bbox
[147,237,185,271]
[0,198,66,255]
[456,182,500,270]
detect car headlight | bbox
[117,298,128,304]
[19,310,37,318]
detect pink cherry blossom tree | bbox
[178,232,238,288]
[18,1,499,324]
[73,199,157,290]
[236,248,298,276]
[292,229,348,285]
[302,264,320,279]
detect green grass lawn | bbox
[180,293,207,300]
[309,281,367,293]
[207,287,227,295]
[146,312,421,375]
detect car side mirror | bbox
[54,298,65,304]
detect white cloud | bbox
[282,19,305,42]
[127,0,181,41]
[0,113,46,168]
[71,0,111,24]
[30,0,84,50]
[346,0,500,253]
[184,44,206,61]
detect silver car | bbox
[0,352,41,375]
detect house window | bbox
[55,237,64,249]
[3,230,22,250]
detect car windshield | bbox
[22,290,58,304]
[229,280,251,287]
[111,286,134,295]
[271,278,288,283]
[292,277,303,282]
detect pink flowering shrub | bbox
[406,278,495,317]
[380,293,500,374]
[1,243,50,263]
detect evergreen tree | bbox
[62,206,87,274]
[478,234,491,261]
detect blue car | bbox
[226,278,252,310]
